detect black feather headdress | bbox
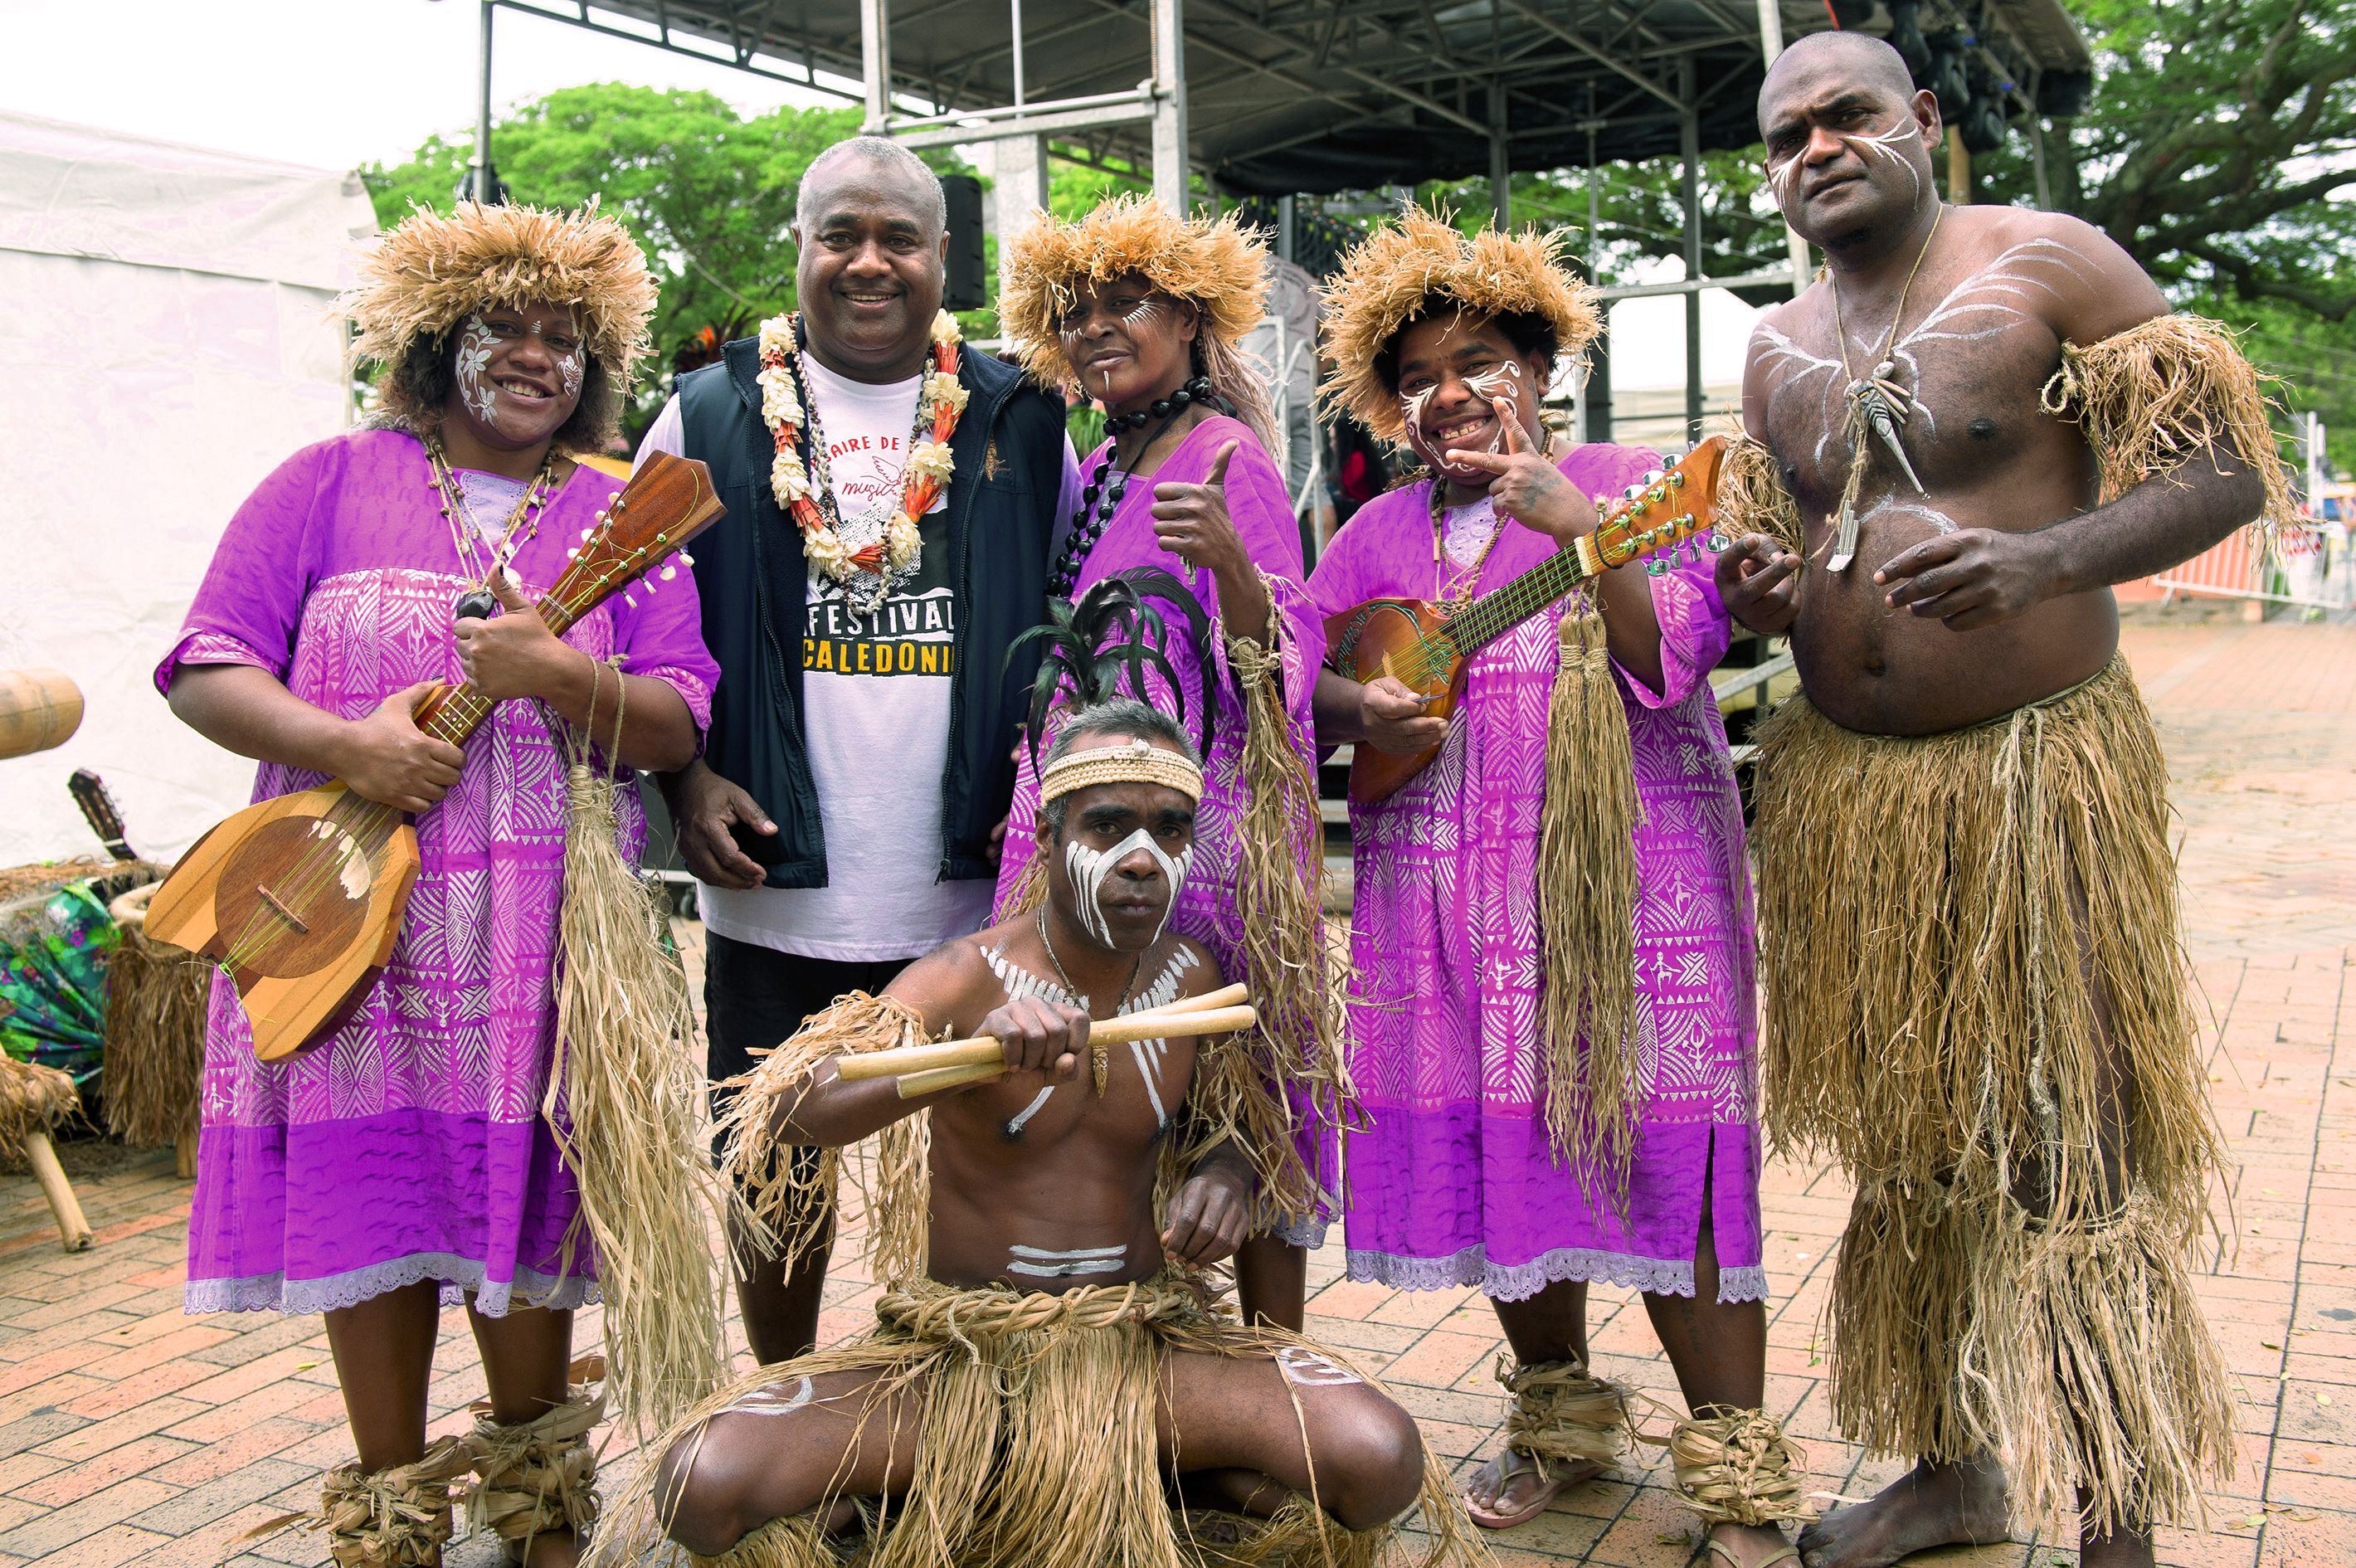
[1006,568,1217,770]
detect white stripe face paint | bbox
[1063,828,1191,947]
[1275,1347,1362,1387]
[557,346,584,400]
[1769,118,1924,215]
[1006,1242,1128,1278]
[1461,363,1526,450]
[724,1376,815,1415]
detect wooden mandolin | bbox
[144,452,726,1061]
[1325,436,1727,806]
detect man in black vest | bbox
[638,135,1071,1361]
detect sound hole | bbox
[208,815,375,979]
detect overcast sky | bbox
[0,0,846,173]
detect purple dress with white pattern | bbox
[994,417,1336,1239]
[1306,444,1765,1302]
[158,429,718,1316]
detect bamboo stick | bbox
[838,1004,1258,1083]
[22,1133,93,1252]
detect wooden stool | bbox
[104,881,208,1179]
[1,1056,91,1250]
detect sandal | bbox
[1699,1532,1799,1567]
[1463,1448,1599,1530]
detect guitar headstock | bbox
[545,452,728,630]
[1586,435,1728,577]
[66,768,136,861]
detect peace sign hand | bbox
[1445,416,1586,542]
[1150,441,1251,580]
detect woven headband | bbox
[1039,738,1203,806]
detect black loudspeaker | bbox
[942,174,987,311]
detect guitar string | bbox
[1374,506,1708,694]
[214,478,706,969]
[212,558,630,972]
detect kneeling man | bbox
[598,701,1477,1568]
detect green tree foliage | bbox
[363,85,974,432]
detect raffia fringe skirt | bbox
[594,1276,1478,1568]
[1752,655,2235,1532]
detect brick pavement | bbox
[1,615,2350,1567]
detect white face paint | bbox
[1006,1243,1127,1278]
[1767,117,1926,214]
[1063,826,1191,947]
[1404,361,1526,472]
[455,316,499,423]
[1276,1346,1363,1387]
[557,345,584,400]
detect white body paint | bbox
[723,1376,815,1416]
[1755,239,2085,467]
[1005,1242,1128,1278]
[1275,1346,1362,1387]
[1064,828,1191,947]
[980,942,1195,1137]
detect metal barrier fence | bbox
[2154,523,2356,612]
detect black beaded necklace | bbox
[1102,375,1224,433]
[1048,404,1190,597]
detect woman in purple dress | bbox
[991,198,1344,1331]
[1309,212,1804,1566]
[158,202,713,1568]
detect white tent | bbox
[0,110,376,867]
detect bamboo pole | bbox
[838,1005,1258,1083]
[22,1133,94,1252]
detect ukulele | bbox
[144,452,727,1061]
[1324,435,1726,806]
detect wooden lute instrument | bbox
[144,451,726,1061]
[1324,435,1726,806]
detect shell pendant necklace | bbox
[1826,202,1942,572]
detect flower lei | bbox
[755,309,968,586]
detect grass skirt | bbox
[1752,657,2234,1532]
[592,1276,1482,1568]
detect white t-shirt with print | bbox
[639,353,991,961]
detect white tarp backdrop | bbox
[0,110,376,867]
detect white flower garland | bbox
[754,309,965,587]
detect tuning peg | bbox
[680,550,695,567]
[580,527,595,541]
[1643,468,1666,485]
[1623,484,1644,501]
[1668,470,1688,489]
[660,564,677,581]
[624,592,637,608]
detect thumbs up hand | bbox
[1150,441,1250,580]
[454,567,587,702]
[1149,438,1272,641]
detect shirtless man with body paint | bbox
[1721,34,2262,729]
[1720,32,2267,1568]
[653,701,1431,1558]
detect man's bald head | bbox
[1760,31,1919,129]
